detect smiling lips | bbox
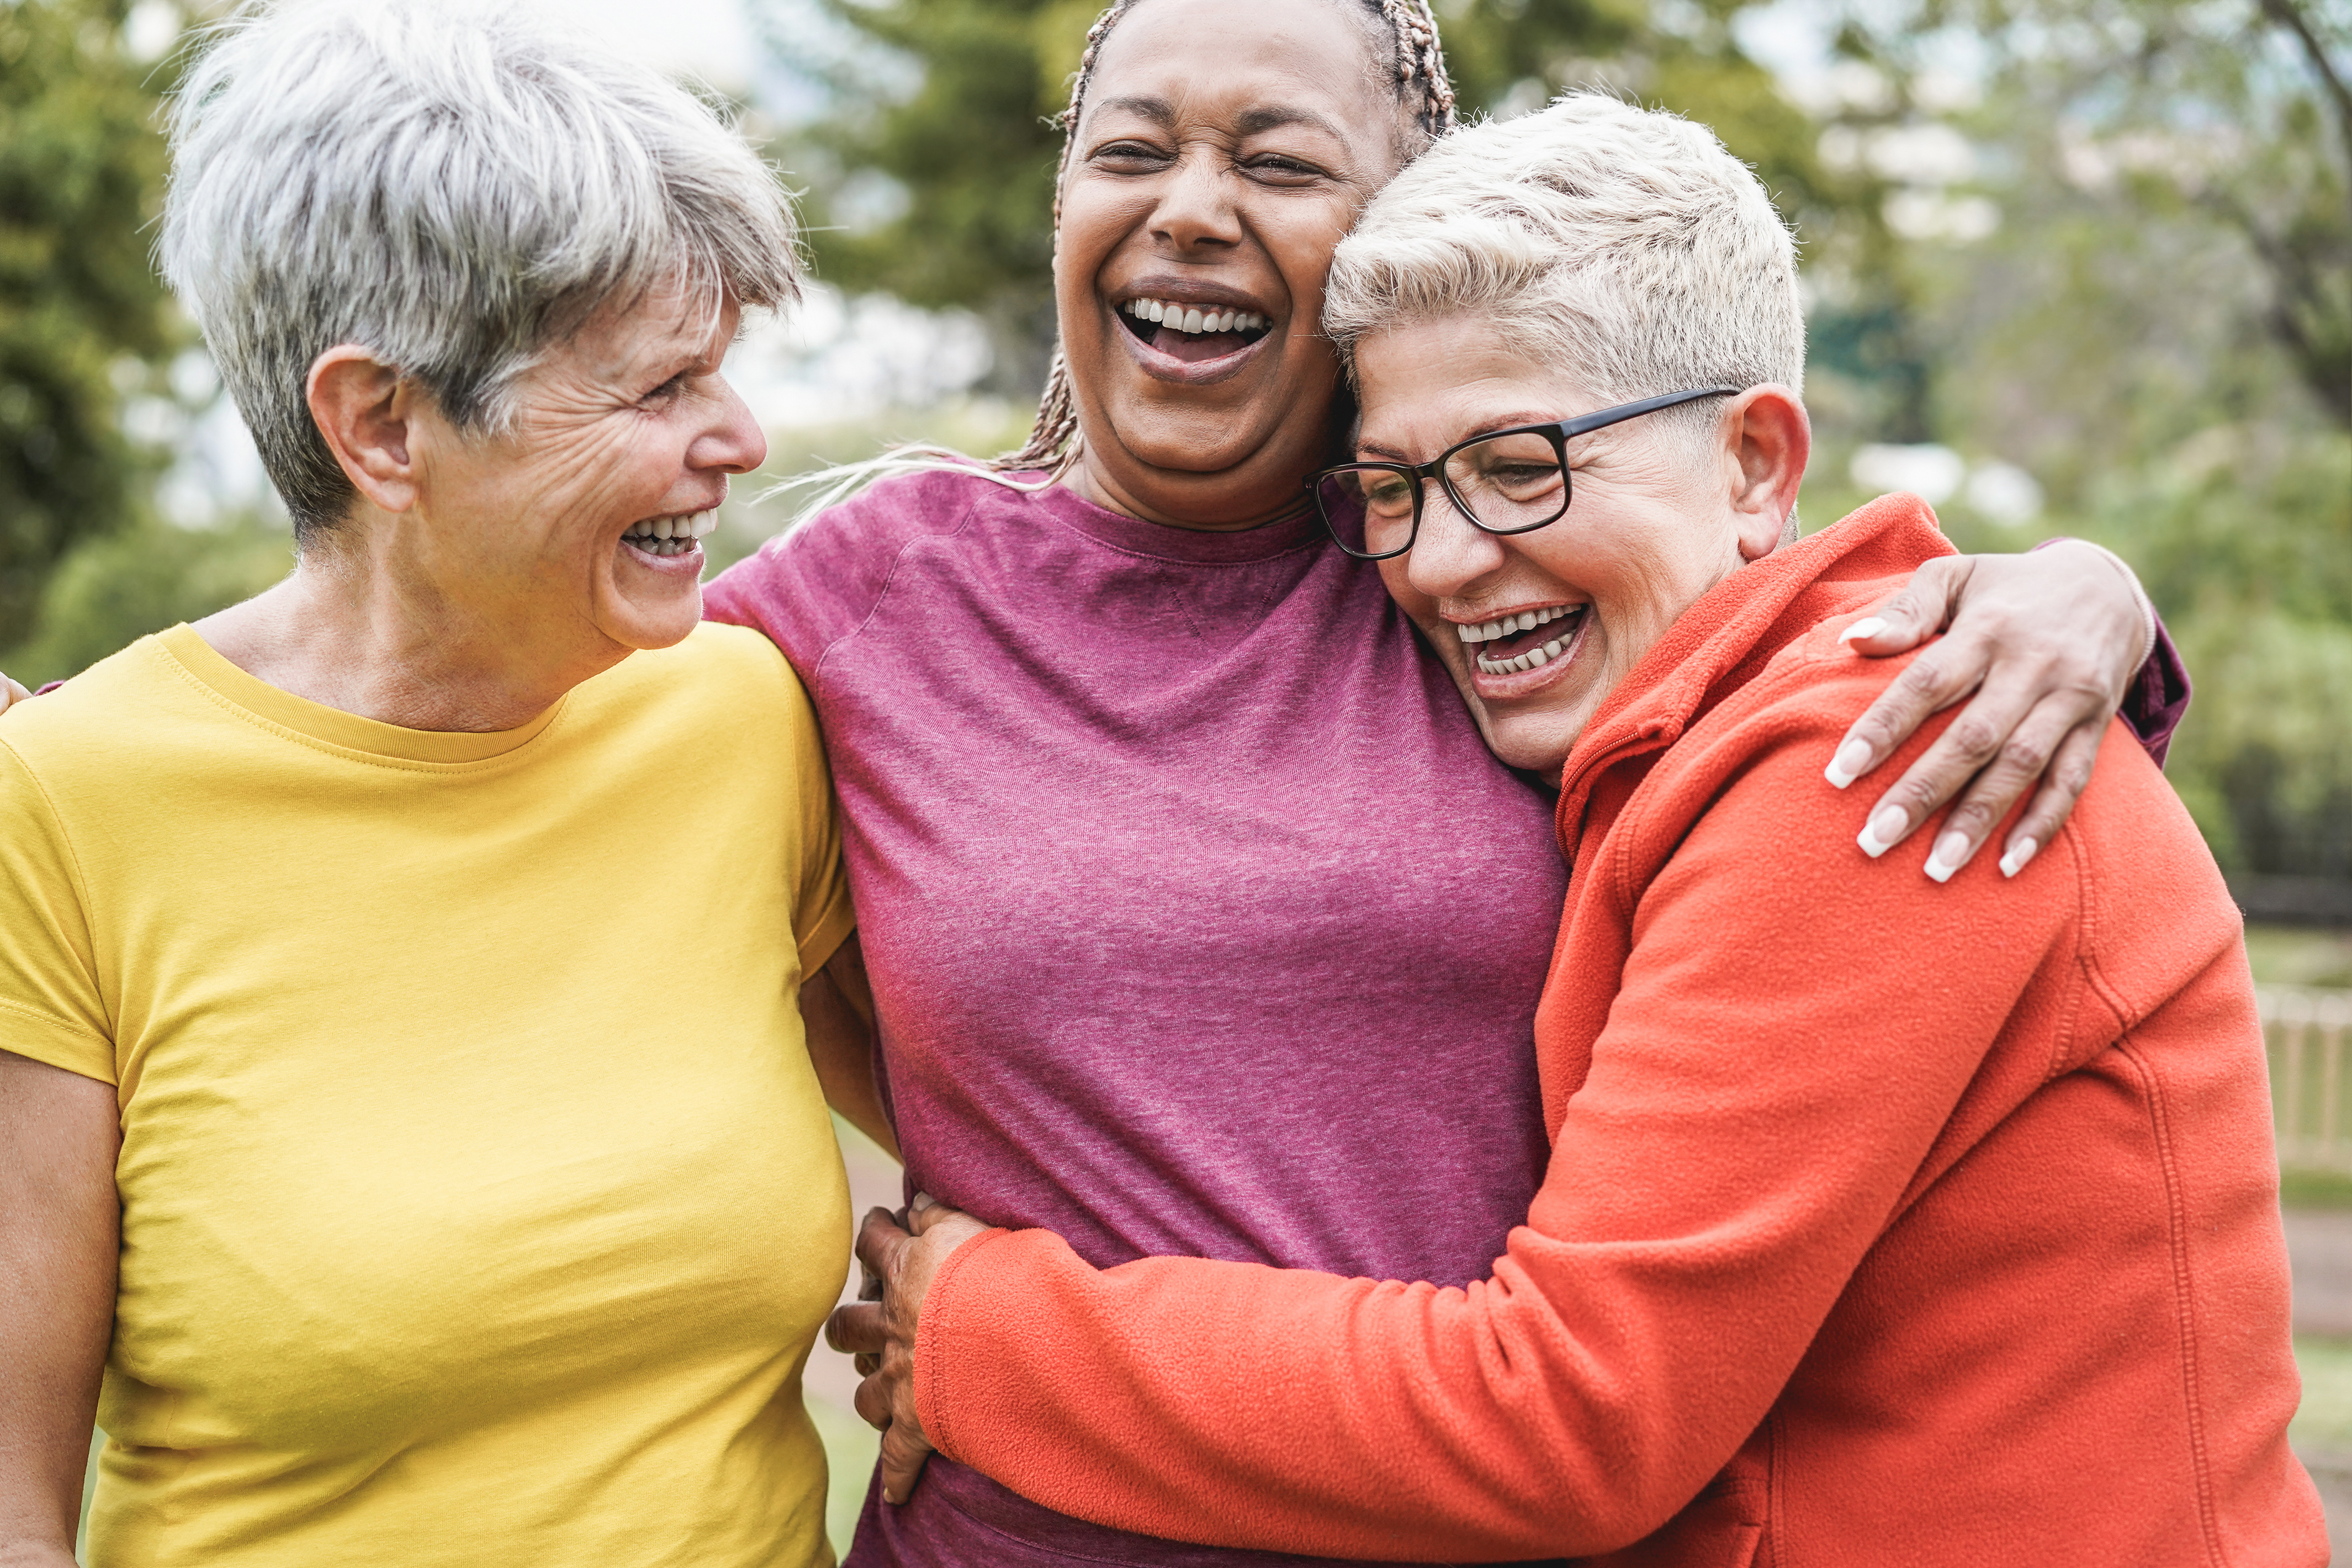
[1458,603,1588,676]
[1116,295,1273,365]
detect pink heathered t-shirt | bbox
[703,469,1566,1567]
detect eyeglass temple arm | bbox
[1554,386,1744,439]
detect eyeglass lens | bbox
[1441,432,1571,533]
[1311,471,1416,558]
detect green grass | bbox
[2297,1338,2352,1456]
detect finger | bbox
[854,1352,880,1379]
[877,1421,937,1506]
[1998,722,2108,878]
[1827,639,1989,794]
[825,1301,887,1356]
[906,1193,971,1236]
[1853,671,2029,857]
[1836,556,1972,660]
[854,1206,912,1279]
[1915,702,2083,882]
[0,675,28,711]
[852,1368,895,1431]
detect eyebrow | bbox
[1088,96,1347,144]
[1090,94,1176,129]
[1236,104,1345,140]
[1358,411,1567,461]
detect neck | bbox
[1063,447,1317,533]
[195,523,626,733]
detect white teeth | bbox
[1124,300,1271,336]
[622,512,714,554]
[1456,622,1480,643]
[1474,627,1576,676]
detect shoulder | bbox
[598,622,812,728]
[0,634,216,781]
[703,467,1016,666]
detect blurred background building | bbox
[7,0,2348,1554]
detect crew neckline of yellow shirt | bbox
[156,623,570,767]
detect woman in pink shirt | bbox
[713,1,2179,1562]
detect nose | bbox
[691,373,767,476]
[1151,147,1241,255]
[1402,484,1509,601]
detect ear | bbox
[1722,384,1809,562]
[306,346,422,514]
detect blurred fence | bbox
[2270,986,2352,1172]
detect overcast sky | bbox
[564,0,765,93]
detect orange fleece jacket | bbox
[910,496,2324,1565]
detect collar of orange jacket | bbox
[1553,493,1955,859]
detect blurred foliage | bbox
[0,0,176,646]
[1834,0,2350,875]
[6,515,290,687]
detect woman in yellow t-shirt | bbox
[0,4,884,1565]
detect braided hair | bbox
[987,0,1458,479]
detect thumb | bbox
[1840,555,1971,655]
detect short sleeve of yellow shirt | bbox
[0,622,855,1568]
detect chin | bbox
[596,585,703,651]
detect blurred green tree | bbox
[1839,0,2350,875]
[0,0,176,646]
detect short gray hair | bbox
[1325,93,1803,451]
[161,0,800,538]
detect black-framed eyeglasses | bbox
[1305,386,1742,561]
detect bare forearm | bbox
[802,938,898,1161]
[0,1052,118,1562]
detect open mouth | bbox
[1456,603,1590,675]
[621,510,716,559]
[1116,296,1274,364]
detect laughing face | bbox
[1054,0,1413,529]
[410,287,762,663]
[1356,316,1802,783]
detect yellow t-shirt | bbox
[0,622,855,1568]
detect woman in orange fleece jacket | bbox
[829,94,2324,1564]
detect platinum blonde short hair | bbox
[161,0,800,538]
[1325,93,1803,449]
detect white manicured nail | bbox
[1924,830,1969,883]
[1999,838,2038,878]
[1858,806,1907,859]
[1825,739,1873,790]
[1838,616,1888,644]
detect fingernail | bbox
[1824,739,1873,790]
[1858,806,1907,859]
[1999,838,2038,878]
[1924,830,1969,883]
[1837,616,1888,644]
[912,1191,936,1210]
